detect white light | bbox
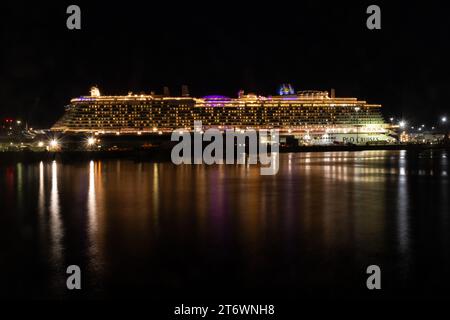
[49,139,58,148]
[37,141,44,147]
[90,86,101,97]
[442,117,447,123]
[390,117,394,121]
[399,121,406,128]
[87,137,96,146]
[16,120,21,125]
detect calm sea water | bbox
[1,150,449,300]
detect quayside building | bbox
[51,85,395,145]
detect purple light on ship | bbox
[203,95,231,107]
[203,95,231,101]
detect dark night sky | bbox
[1,1,450,127]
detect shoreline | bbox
[0,144,449,164]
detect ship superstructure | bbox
[52,86,394,145]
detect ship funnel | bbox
[181,85,189,97]
[330,88,335,98]
[163,86,170,96]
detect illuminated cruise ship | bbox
[51,85,394,145]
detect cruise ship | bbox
[51,85,395,145]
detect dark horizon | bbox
[2,1,449,127]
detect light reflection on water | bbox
[87,161,105,289]
[49,161,63,273]
[1,150,449,299]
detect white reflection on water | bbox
[303,151,390,183]
[49,161,63,268]
[38,162,45,217]
[397,151,410,257]
[38,162,46,240]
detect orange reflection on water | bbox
[22,150,449,296]
[87,160,106,280]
